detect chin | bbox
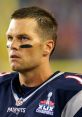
[11,65,21,71]
[11,66,26,73]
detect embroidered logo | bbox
[36,92,55,116]
[16,98,24,106]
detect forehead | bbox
[6,18,38,35]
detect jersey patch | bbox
[36,92,55,116]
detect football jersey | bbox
[0,71,82,117]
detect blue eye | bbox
[18,35,30,41]
[21,36,27,40]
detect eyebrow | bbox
[6,33,31,38]
[17,34,32,40]
[17,34,29,37]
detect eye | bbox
[7,35,13,41]
[18,35,30,41]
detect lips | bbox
[9,54,21,62]
[10,55,20,58]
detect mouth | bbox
[10,55,20,58]
[10,55,20,61]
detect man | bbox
[0,6,82,117]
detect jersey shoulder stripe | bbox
[48,72,82,91]
[0,72,18,84]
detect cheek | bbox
[31,48,43,60]
[24,48,42,60]
[21,44,44,60]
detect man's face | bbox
[6,18,45,72]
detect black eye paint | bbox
[6,44,32,48]
[20,44,32,48]
[7,45,10,48]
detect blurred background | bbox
[0,0,82,73]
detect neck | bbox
[19,63,53,87]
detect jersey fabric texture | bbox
[0,71,82,117]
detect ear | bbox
[43,40,55,56]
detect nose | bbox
[7,38,20,50]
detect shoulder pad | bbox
[0,72,18,83]
[0,72,11,77]
[64,72,82,85]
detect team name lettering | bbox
[7,107,26,115]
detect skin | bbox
[6,18,55,87]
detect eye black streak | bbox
[7,45,10,48]
[6,44,32,48]
[20,44,32,48]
